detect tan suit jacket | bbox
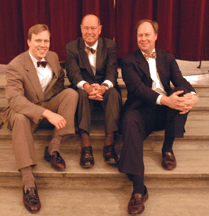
[2,50,65,126]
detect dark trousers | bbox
[77,87,121,136]
[118,87,189,180]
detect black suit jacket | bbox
[65,37,118,89]
[121,48,196,112]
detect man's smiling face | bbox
[137,22,157,54]
[27,30,50,60]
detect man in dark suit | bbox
[2,24,78,213]
[118,19,198,214]
[66,14,121,168]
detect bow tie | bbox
[143,52,156,60]
[37,61,47,68]
[85,46,96,54]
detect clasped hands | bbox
[83,83,106,101]
[161,90,198,114]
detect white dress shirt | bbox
[29,52,53,92]
[142,49,166,104]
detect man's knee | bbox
[122,110,140,127]
[170,86,190,96]
[77,88,88,99]
[62,88,79,101]
[104,88,121,101]
[10,113,31,129]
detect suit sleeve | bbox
[167,54,196,92]
[5,64,45,123]
[103,41,118,86]
[65,42,84,88]
[121,56,159,105]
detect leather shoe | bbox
[128,186,148,214]
[23,184,41,213]
[162,151,176,170]
[44,146,66,170]
[80,146,94,168]
[103,144,118,164]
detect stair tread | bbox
[0,139,208,178]
[0,114,208,138]
[0,187,209,216]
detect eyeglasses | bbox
[82,26,99,31]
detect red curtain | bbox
[156,0,209,60]
[0,0,209,64]
[0,0,25,63]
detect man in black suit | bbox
[66,14,121,168]
[118,19,198,214]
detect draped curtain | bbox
[0,0,208,64]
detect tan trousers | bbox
[8,89,78,170]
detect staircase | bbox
[0,68,209,215]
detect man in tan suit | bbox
[2,24,78,213]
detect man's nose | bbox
[40,41,46,46]
[141,35,146,40]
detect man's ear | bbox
[27,39,31,47]
[99,25,102,35]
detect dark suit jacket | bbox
[121,48,196,112]
[65,37,118,88]
[2,50,65,125]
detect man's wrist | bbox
[102,83,109,90]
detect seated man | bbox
[66,14,121,168]
[118,19,198,214]
[2,24,78,213]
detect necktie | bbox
[85,46,96,54]
[37,61,47,68]
[143,52,156,61]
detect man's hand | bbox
[41,109,67,130]
[180,93,198,114]
[160,90,198,114]
[83,83,105,101]
[91,83,106,96]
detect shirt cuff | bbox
[77,80,88,90]
[156,95,163,105]
[190,91,196,95]
[102,80,113,90]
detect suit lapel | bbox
[136,49,151,78]
[24,51,44,101]
[44,52,58,95]
[96,38,104,72]
[79,38,95,77]
[155,49,167,87]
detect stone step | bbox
[1,187,209,216]
[0,110,208,139]
[0,138,208,188]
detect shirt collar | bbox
[141,48,156,56]
[29,52,46,68]
[84,40,98,51]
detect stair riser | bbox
[0,176,208,189]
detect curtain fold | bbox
[115,0,156,59]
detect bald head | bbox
[80,14,102,46]
[81,14,101,26]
